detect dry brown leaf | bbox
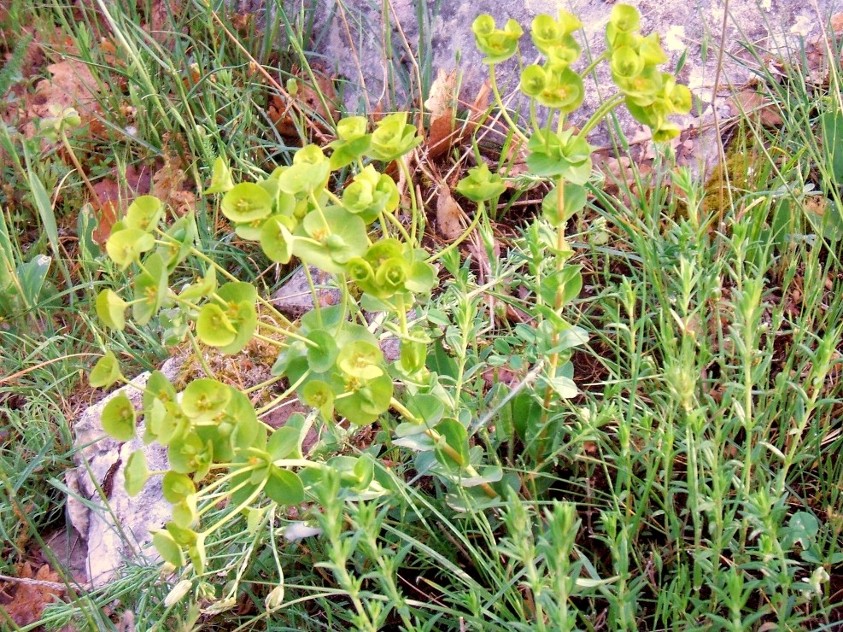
[90,165,155,244]
[269,67,338,139]
[435,184,465,242]
[152,155,195,215]
[425,69,457,118]
[832,13,843,35]
[729,88,784,127]
[24,59,100,137]
[1,562,63,626]
[426,114,457,161]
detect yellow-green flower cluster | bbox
[606,4,692,140]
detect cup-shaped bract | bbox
[204,156,235,194]
[456,163,506,202]
[196,303,237,347]
[89,350,122,389]
[278,144,331,195]
[610,46,645,83]
[537,66,584,113]
[181,378,232,423]
[222,182,273,224]
[342,165,400,224]
[374,257,411,297]
[526,129,593,185]
[606,3,640,48]
[124,450,149,497]
[337,340,384,381]
[106,227,155,269]
[367,113,422,163]
[520,64,547,98]
[125,195,164,232]
[133,252,169,325]
[472,15,524,65]
[260,216,295,264]
[639,33,668,66]
[101,392,137,441]
[328,116,372,170]
[96,289,128,331]
[335,373,393,425]
[294,206,369,274]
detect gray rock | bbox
[65,358,182,588]
[271,265,341,319]
[278,0,834,174]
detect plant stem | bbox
[489,65,529,144]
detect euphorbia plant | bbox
[84,2,691,607]
[466,4,691,457]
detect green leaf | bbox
[152,530,184,567]
[787,511,820,548]
[259,216,295,264]
[265,466,305,506]
[124,449,149,496]
[133,252,169,325]
[455,164,506,202]
[181,379,231,422]
[162,471,196,504]
[204,156,235,194]
[820,109,843,182]
[542,182,587,225]
[105,228,155,269]
[171,495,198,528]
[540,265,582,307]
[89,350,122,388]
[196,303,237,347]
[267,426,303,460]
[301,379,335,419]
[433,419,469,467]
[101,393,136,441]
[406,394,445,425]
[221,182,273,223]
[179,266,217,301]
[125,195,164,232]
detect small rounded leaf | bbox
[124,449,149,496]
[196,303,237,347]
[89,350,122,388]
[101,393,136,441]
[153,530,185,568]
[125,195,164,232]
[221,183,273,223]
[265,466,305,506]
[105,228,155,269]
[96,289,128,331]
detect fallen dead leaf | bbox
[435,183,465,242]
[24,59,100,138]
[425,69,457,118]
[269,65,338,139]
[1,562,63,626]
[152,154,195,216]
[729,87,784,127]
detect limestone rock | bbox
[65,358,182,588]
